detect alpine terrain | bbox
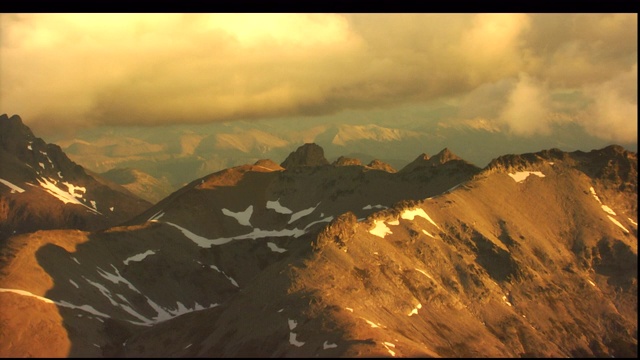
[0,136,636,357]
[0,114,152,242]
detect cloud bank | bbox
[0,13,636,144]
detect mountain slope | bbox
[99,167,173,203]
[0,114,152,240]
[0,144,636,357]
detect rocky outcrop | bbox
[280,143,329,169]
[332,156,362,167]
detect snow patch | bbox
[502,295,512,307]
[588,279,596,287]
[401,208,440,229]
[387,219,400,226]
[148,211,165,222]
[288,202,320,224]
[323,341,338,350]
[0,288,55,304]
[222,205,253,227]
[288,318,297,330]
[210,265,239,287]
[110,207,114,212]
[124,250,157,265]
[628,218,637,226]
[369,219,393,238]
[408,303,422,316]
[57,171,63,178]
[267,242,287,253]
[600,205,616,216]
[0,178,25,193]
[90,200,98,210]
[35,178,100,214]
[508,171,545,183]
[303,216,334,230]
[345,307,353,312]
[266,198,293,214]
[363,204,387,210]
[415,268,434,280]
[27,144,32,150]
[69,279,79,288]
[422,229,435,238]
[39,162,45,169]
[289,332,305,347]
[607,215,629,233]
[166,221,307,248]
[382,342,396,357]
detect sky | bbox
[0,13,637,147]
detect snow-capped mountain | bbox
[0,114,152,240]
[0,141,636,357]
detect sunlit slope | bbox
[0,144,635,357]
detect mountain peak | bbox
[429,148,462,165]
[0,113,36,146]
[332,156,363,167]
[366,159,397,173]
[280,143,329,169]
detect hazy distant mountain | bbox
[99,168,173,204]
[0,142,635,357]
[0,114,152,240]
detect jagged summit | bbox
[429,147,462,164]
[280,143,329,169]
[332,156,362,167]
[366,159,397,173]
[399,148,469,173]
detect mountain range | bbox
[50,115,634,202]
[0,114,637,358]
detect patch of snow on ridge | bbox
[303,216,334,230]
[401,208,440,229]
[39,162,45,169]
[166,221,308,248]
[601,205,616,216]
[363,204,387,210]
[289,332,305,347]
[589,187,602,204]
[288,319,297,330]
[508,171,545,183]
[62,182,86,197]
[387,219,400,226]
[0,288,55,304]
[210,265,239,287]
[124,250,157,265]
[323,341,338,350]
[628,218,638,226]
[27,144,32,150]
[266,198,293,214]
[222,205,253,226]
[369,219,393,238]
[148,211,164,222]
[422,229,435,238]
[267,242,287,253]
[382,342,396,357]
[69,279,79,288]
[288,202,320,224]
[408,303,422,316]
[90,200,98,210]
[0,178,25,193]
[34,178,100,213]
[608,215,629,233]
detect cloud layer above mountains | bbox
[0,13,637,143]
